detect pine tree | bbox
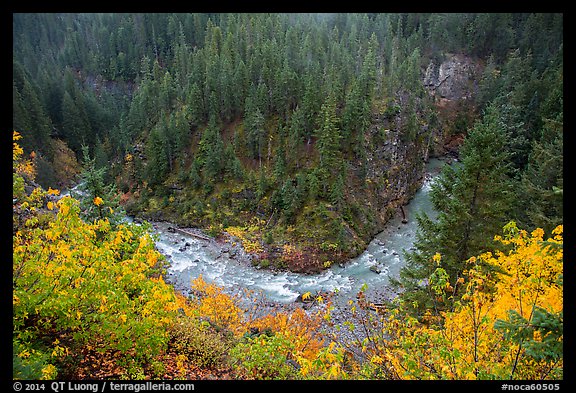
[341,78,371,148]
[256,168,268,201]
[273,141,287,183]
[189,158,202,189]
[279,178,297,221]
[225,144,244,181]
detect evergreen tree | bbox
[286,106,305,170]
[273,141,287,183]
[145,125,170,187]
[75,146,124,226]
[394,104,515,315]
[189,158,202,189]
[244,91,266,164]
[61,91,91,155]
[225,144,244,181]
[13,61,53,156]
[280,178,298,222]
[329,168,346,211]
[187,81,206,126]
[256,167,268,201]
[518,119,563,234]
[341,78,371,148]
[315,94,342,196]
[199,119,225,183]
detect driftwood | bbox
[172,227,211,241]
[400,205,408,224]
[368,303,387,314]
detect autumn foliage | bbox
[13,132,562,380]
[13,132,336,380]
[353,222,563,380]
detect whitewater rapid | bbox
[154,158,448,305]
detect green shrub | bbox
[168,316,232,369]
[230,333,296,380]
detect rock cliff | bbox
[424,53,482,101]
[424,53,484,158]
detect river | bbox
[152,158,449,307]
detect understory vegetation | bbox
[13,132,562,380]
[13,12,562,380]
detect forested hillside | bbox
[13,13,563,381]
[13,13,562,271]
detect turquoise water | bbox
[154,158,449,304]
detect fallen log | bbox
[173,227,211,241]
[400,205,408,224]
[368,303,387,313]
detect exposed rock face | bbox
[344,54,483,256]
[424,53,483,159]
[345,104,430,252]
[424,53,482,101]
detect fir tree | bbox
[75,145,124,226]
[518,119,563,234]
[315,94,342,196]
[394,103,515,315]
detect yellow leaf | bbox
[302,292,311,301]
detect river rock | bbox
[286,359,301,371]
[295,293,315,303]
[370,264,382,274]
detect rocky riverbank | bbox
[152,219,401,352]
[145,157,450,352]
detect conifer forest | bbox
[13,13,563,382]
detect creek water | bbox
[152,158,449,306]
